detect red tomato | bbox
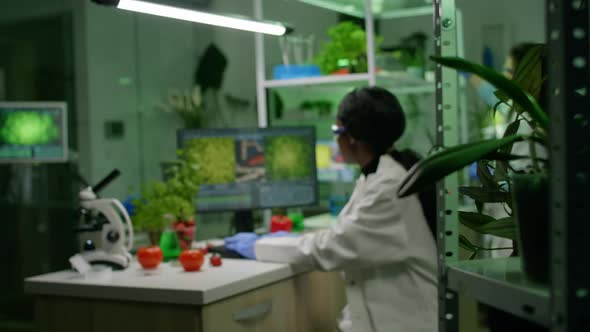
[210,254,222,267]
[270,215,293,233]
[179,249,205,272]
[199,246,208,255]
[137,246,163,269]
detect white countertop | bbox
[25,257,295,306]
[25,215,336,306]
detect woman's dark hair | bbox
[337,87,406,155]
[509,42,539,68]
[337,87,437,238]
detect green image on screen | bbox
[0,111,59,145]
[265,135,313,180]
[184,137,236,184]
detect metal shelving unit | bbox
[253,0,439,128]
[297,0,433,19]
[254,0,378,130]
[263,73,434,93]
[448,258,551,326]
[547,0,590,331]
[435,0,460,330]
[436,1,590,332]
[262,73,371,89]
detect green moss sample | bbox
[184,137,236,184]
[265,135,313,180]
[0,112,59,145]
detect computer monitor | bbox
[316,139,356,182]
[178,126,318,212]
[0,102,68,163]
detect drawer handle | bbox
[232,301,272,322]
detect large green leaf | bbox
[459,186,511,203]
[495,160,509,182]
[482,152,528,162]
[493,90,510,103]
[475,201,484,213]
[459,235,478,252]
[431,56,548,130]
[500,120,522,154]
[397,135,523,197]
[480,217,517,240]
[458,211,496,226]
[477,161,497,189]
[459,212,517,240]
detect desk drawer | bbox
[201,278,296,332]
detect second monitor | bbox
[178,126,317,212]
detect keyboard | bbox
[208,244,246,259]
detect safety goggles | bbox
[331,124,346,135]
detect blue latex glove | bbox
[459,71,470,79]
[224,231,299,259]
[224,232,259,259]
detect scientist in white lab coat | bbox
[226,86,438,332]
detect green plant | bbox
[132,150,201,233]
[397,44,548,257]
[184,137,236,184]
[314,21,382,74]
[160,86,205,129]
[265,135,313,180]
[392,48,425,68]
[391,32,428,69]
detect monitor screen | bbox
[316,140,357,182]
[178,126,317,212]
[0,102,68,163]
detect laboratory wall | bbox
[81,4,214,199]
[0,0,83,325]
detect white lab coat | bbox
[255,154,438,332]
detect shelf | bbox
[447,257,550,327]
[263,73,370,89]
[264,72,434,94]
[380,73,434,94]
[298,0,433,19]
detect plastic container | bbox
[287,212,305,233]
[273,64,321,80]
[328,195,350,216]
[159,229,181,261]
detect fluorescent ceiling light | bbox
[92,0,291,36]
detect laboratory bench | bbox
[25,219,346,332]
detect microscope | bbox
[73,169,134,270]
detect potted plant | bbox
[132,152,200,250]
[314,21,382,74]
[397,45,550,283]
[392,32,428,79]
[392,48,426,79]
[158,85,205,129]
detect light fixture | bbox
[91,0,292,36]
